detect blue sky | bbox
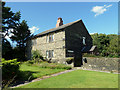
[5,2,118,36]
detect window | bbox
[49,35,52,42]
[49,50,54,58]
[47,34,54,43]
[46,50,54,58]
[66,50,74,57]
[32,39,37,45]
[83,37,86,45]
[51,50,54,58]
[46,50,49,58]
[46,35,48,43]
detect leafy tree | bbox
[2,2,21,59]
[10,20,31,61]
[91,33,110,56]
[107,35,119,57]
[91,33,119,57]
[2,2,20,37]
[2,39,13,60]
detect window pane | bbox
[46,36,48,42]
[48,51,50,58]
[46,51,49,58]
[49,34,54,42]
[52,50,54,57]
[52,35,54,41]
[49,35,51,42]
[83,37,86,45]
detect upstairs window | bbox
[49,35,52,42]
[49,34,54,43]
[46,34,54,43]
[46,35,49,43]
[83,37,86,45]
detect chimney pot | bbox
[56,17,63,27]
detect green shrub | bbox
[37,62,72,70]
[32,50,43,60]
[83,53,97,57]
[24,60,35,65]
[2,58,20,80]
[66,57,74,64]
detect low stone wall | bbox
[82,57,119,73]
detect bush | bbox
[66,57,74,64]
[83,53,97,57]
[2,58,20,80]
[25,59,44,66]
[32,50,43,59]
[33,61,72,70]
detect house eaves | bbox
[31,19,82,39]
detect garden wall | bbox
[82,57,119,73]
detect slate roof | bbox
[32,19,82,39]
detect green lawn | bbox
[17,69,118,88]
[18,63,68,81]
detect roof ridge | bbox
[32,19,82,38]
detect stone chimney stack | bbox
[56,17,63,27]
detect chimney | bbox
[56,17,63,27]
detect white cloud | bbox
[106,4,112,8]
[29,26,39,34]
[91,4,112,17]
[90,32,98,35]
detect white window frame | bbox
[46,50,49,58]
[83,37,86,45]
[47,50,54,58]
[52,50,54,58]
[48,34,54,43]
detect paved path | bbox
[76,67,119,74]
[11,69,77,88]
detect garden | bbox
[16,69,118,88]
[2,57,72,89]
[1,1,119,89]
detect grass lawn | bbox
[18,63,67,81]
[17,69,118,88]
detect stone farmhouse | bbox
[26,18,93,67]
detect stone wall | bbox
[82,57,119,73]
[31,30,66,62]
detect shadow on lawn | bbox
[10,70,39,87]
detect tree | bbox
[2,2,21,59]
[2,39,13,60]
[10,20,31,61]
[107,35,119,57]
[91,33,119,57]
[91,33,110,56]
[2,2,20,37]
